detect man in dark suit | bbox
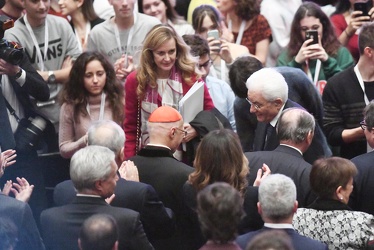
[40,146,153,250]
[350,100,374,215]
[53,120,175,243]
[246,67,330,164]
[236,174,328,250]
[0,48,50,224]
[129,106,195,250]
[246,108,317,207]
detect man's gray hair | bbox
[87,120,125,155]
[70,145,115,192]
[277,108,315,143]
[259,174,296,221]
[246,68,288,103]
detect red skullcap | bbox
[148,106,182,123]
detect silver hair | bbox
[70,145,115,192]
[87,120,125,155]
[277,108,315,143]
[259,174,296,221]
[246,68,288,103]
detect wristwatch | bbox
[14,68,22,80]
[48,71,56,84]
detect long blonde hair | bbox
[136,24,199,98]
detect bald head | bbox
[277,108,315,151]
[147,106,184,150]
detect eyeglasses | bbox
[246,98,262,110]
[198,60,211,69]
[174,127,188,137]
[360,120,371,131]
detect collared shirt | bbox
[146,143,171,151]
[279,143,303,155]
[76,194,101,198]
[264,223,294,230]
[270,103,286,128]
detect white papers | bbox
[178,81,204,123]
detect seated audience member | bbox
[229,57,324,151]
[246,67,331,164]
[0,148,45,250]
[192,5,250,83]
[58,0,104,51]
[260,0,302,67]
[184,129,270,240]
[41,146,153,250]
[330,0,372,62]
[79,214,119,250]
[59,52,124,159]
[322,22,374,159]
[293,157,374,249]
[183,34,236,130]
[54,120,175,243]
[246,108,317,207]
[197,182,244,250]
[351,100,374,215]
[216,0,271,65]
[236,174,328,250]
[277,2,354,89]
[138,0,194,37]
[245,230,294,250]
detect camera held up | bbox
[0,15,23,65]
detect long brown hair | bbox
[288,2,341,58]
[136,24,198,99]
[60,51,124,125]
[188,129,248,196]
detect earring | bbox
[339,196,343,200]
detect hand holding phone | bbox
[354,1,370,17]
[305,30,318,45]
[207,29,221,51]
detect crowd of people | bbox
[1,0,374,249]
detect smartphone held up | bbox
[305,30,318,45]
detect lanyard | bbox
[210,59,226,80]
[306,59,321,86]
[113,13,137,67]
[86,92,106,121]
[74,22,91,52]
[354,65,370,105]
[228,19,246,45]
[24,14,49,71]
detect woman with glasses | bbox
[123,24,214,159]
[277,2,354,92]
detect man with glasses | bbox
[322,23,374,159]
[246,67,330,164]
[182,34,236,130]
[351,100,374,215]
[128,106,195,250]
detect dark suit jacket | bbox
[53,178,175,241]
[40,196,153,250]
[350,151,374,215]
[129,146,195,250]
[246,145,316,207]
[252,100,331,164]
[236,227,328,250]
[0,194,45,250]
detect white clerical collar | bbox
[264,223,294,229]
[146,143,171,150]
[76,194,101,198]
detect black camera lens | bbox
[0,47,23,65]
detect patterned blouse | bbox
[292,199,374,250]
